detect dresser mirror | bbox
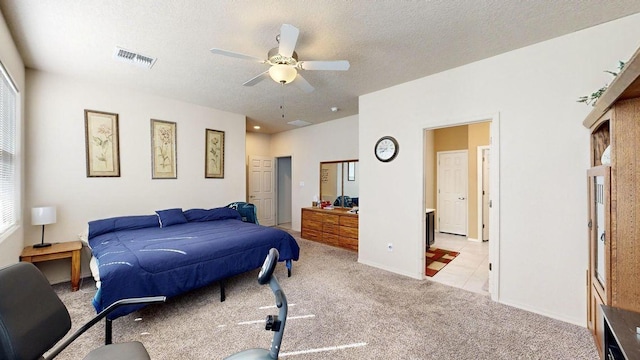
[320,160,359,208]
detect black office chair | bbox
[0,262,165,360]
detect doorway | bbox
[276,156,292,229]
[424,118,499,300]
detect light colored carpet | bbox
[51,232,598,359]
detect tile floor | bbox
[429,232,490,296]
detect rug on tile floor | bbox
[426,248,460,277]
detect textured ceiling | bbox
[1,1,640,133]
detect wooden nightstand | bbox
[20,241,82,291]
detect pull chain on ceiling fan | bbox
[210,24,350,93]
[280,82,286,120]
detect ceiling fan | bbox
[210,24,350,93]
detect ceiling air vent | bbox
[113,47,157,69]
[287,120,311,127]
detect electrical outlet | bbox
[387,243,393,252]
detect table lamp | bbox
[31,206,56,248]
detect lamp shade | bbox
[31,206,57,225]
[269,64,297,84]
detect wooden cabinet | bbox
[584,46,640,358]
[301,207,358,251]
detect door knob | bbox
[458,197,466,200]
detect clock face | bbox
[375,136,399,162]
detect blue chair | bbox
[227,202,259,224]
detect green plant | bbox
[577,61,626,106]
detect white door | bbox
[248,155,275,226]
[437,151,468,235]
[482,148,490,241]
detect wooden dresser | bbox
[301,207,358,251]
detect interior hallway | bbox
[277,222,292,230]
[429,232,489,296]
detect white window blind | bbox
[0,61,17,235]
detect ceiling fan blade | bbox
[299,60,350,71]
[293,74,315,93]
[278,24,299,58]
[210,48,264,62]
[243,71,270,86]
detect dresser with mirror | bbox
[301,160,359,251]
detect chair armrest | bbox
[45,296,166,359]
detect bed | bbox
[87,207,300,319]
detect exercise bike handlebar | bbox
[268,273,287,358]
[224,248,287,360]
[258,248,279,285]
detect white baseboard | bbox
[357,258,423,280]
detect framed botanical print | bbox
[84,109,120,177]
[205,129,224,178]
[151,119,177,179]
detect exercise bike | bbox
[225,248,288,360]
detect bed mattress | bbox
[88,212,299,319]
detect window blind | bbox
[0,61,17,235]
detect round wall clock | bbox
[374,136,399,162]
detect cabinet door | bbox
[588,166,611,304]
[590,287,605,358]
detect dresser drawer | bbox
[301,228,322,242]
[323,223,339,235]
[303,220,322,232]
[302,209,324,222]
[340,216,358,228]
[340,225,359,239]
[324,214,340,225]
[340,237,358,251]
[324,233,340,246]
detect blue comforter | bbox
[89,214,299,319]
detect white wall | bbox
[25,70,246,282]
[0,8,25,267]
[270,115,359,231]
[358,13,640,326]
[246,132,271,157]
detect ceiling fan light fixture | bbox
[269,64,297,84]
